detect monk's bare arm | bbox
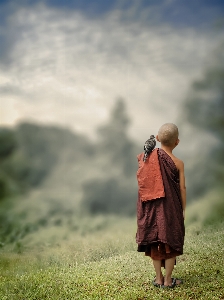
[178,160,186,218]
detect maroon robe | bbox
[136,148,185,254]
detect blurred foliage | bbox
[185,188,224,227]
[185,42,224,141]
[204,199,224,226]
[183,41,224,224]
[15,122,94,186]
[0,128,17,160]
[0,122,95,201]
[82,177,136,215]
[184,41,224,196]
[0,128,17,199]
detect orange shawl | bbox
[137,148,165,201]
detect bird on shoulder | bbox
[143,135,156,162]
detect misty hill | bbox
[0,122,93,195]
[1,98,224,251]
[0,99,139,216]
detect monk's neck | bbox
[160,145,175,155]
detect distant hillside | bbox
[37,99,139,215]
[0,99,139,216]
[0,122,94,199]
[1,99,224,249]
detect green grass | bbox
[0,217,224,300]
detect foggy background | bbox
[0,0,224,248]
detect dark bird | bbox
[143,135,156,162]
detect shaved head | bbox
[158,123,179,146]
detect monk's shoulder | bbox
[172,156,184,171]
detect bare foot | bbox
[163,278,183,288]
[163,279,172,286]
[154,276,164,285]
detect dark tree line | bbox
[182,41,224,207]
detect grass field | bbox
[0,214,224,300]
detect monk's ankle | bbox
[155,275,164,285]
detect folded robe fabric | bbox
[137,149,165,201]
[136,148,185,254]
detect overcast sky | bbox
[0,0,224,142]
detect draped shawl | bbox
[136,148,185,253]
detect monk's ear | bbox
[175,139,180,146]
[156,135,160,142]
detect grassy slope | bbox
[0,217,224,300]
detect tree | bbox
[82,98,138,215]
[97,98,137,176]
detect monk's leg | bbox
[152,259,163,285]
[164,257,182,286]
[164,257,175,286]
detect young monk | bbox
[136,123,186,288]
